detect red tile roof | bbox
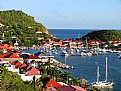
[0,44,10,50]
[46,86,87,91]
[2,44,9,47]
[46,80,62,88]
[20,63,28,68]
[0,51,11,58]
[15,61,22,67]
[36,30,42,32]
[72,40,78,42]
[42,77,62,88]
[113,41,118,44]
[28,55,40,59]
[89,40,101,44]
[53,42,59,44]
[44,42,49,44]
[26,67,40,76]
[9,53,20,58]
[0,54,6,58]
[55,86,76,91]
[25,65,31,71]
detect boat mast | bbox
[86,38,88,49]
[78,33,80,39]
[97,65,100,82]
[65,56,66,65]
[106,57,108,82]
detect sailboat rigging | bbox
[92,57,114,87]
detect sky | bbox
[0,0,121,29]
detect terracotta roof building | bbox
[9,53,20,58]
[25,67,40,76]
[41,77,62,88]
[15,61,22,68]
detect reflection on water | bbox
[99,87,113,91]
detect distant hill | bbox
[82,30,121,41]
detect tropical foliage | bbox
[0,67,35,91]
[0,10,56,46]
[0,60,101,91]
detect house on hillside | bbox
[89,40,101,47]
[113,41,119,46]
[0,44,11,53]
[9,53,20,58]
[20,66,41,81]
[36,30,42,34]
[41,77,62,88]
[28,55,41,63]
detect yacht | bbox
[92,57,114,87]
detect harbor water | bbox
[23,29,121,91]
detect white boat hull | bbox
[92,81,114,87]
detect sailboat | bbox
[92,57,114,87]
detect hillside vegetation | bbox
[0,10,48,33]
[82,30,121,41]
[0,67,36,91]
[0,10,54,46]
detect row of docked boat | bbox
[35,46,121,58]
[59,48,112,57]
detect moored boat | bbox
[92,57,114,87]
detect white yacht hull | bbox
[92,81,114,87]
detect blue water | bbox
[23,29,121,91]
[48,29,95,39]
[48,29,121,91]
[56,53,121,91]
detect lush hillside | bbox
[0,67,36,91]
[82,30,121,41]
[0,10,55,46]
[0,9,48,33]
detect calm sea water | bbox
[56,53,121,91]
[48,29,95,39]
[23,29,121,91]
